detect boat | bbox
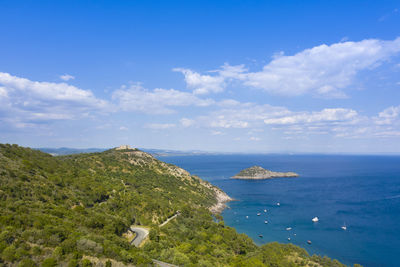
[246,216,249,219]
[286,227,292,231]
[276,202,280,206]
[307,240,312,244]
[341,223,347,230]
[264,209,267,212]
[258,234,263,238]
[257,213,261,216]
[287,237,291,241]
[312,217,319,222]
[264,220,268,224]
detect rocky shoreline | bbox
[209,187,233,214]
[232,166,298,180]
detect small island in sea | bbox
[232,165,299,179]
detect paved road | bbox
[130,212,180,247]
[129,227,149,247]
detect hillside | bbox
[0,144,349,266]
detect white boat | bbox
[257,213,261,216]
[264,220,268,224]
[246,216,249,219]
[341,223,347,230]
[264,209,267,212]
[312,217,319,222]
[286,227,292,231]
[287,237,291,241]
[276,202,280,206]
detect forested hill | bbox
[0,144,350,266]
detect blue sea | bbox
[158,154,400,267]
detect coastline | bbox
[210,187,233,214]
[231,174,298,180]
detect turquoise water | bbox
[158,154,400,267]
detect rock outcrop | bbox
[232,166,298,179]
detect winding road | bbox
[129,226,149,247]
[129,211,180,247]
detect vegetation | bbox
[0,144,353,266]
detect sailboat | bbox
[341,223,347,230]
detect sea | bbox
[157,154,400,267]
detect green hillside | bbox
[0,144,351,266]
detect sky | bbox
[1,0,400,153]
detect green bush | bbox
[2,245,16,262]
[17,258,37,267]
[41,257,57,267]
[81,258,93,267]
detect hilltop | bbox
[0,144,346,266]
[233,166,299,180]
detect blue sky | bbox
[1,0,400,153]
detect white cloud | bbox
[264,108,358,125]
[249,136,261,141]
[60,74,75,81]
[180,99,400,140]
[174,64,247,95]
[119,126,128,131]
[374,105,400,125]
[245,38,400,97]
[0,72,103,104]
[174,68,226,95]
[144,123,176,129]
[201,103,290,129]
[0,72,109,127]
[175,37,400,98]
[180,118,195,127]
[112,84,214,114]
[211,130,224,135]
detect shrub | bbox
[41,257,57,267]
[67,259,79,267]
[17,258,37,267]
[2,245,16,262]
[81,258,92,267]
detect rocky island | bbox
[232,166,299,179]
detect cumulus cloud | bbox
[374,105,400,125]
[245,38,400,97]
[176,37,400,98]
[0,72,109,127]
[60,74,75,81]
[264,108,359,125]
[174,64,247,95]
[195,103,290,129]
[178,99,400,140]
[112,84,214,114]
